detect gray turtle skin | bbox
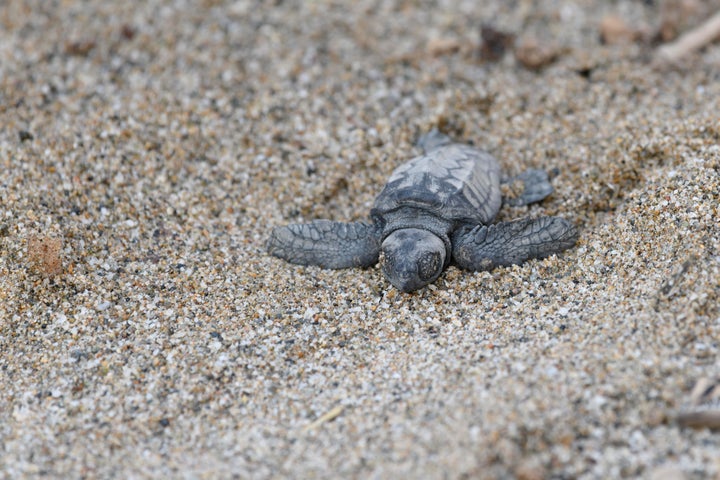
[268,130,578,292]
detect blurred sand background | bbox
[1,1,719,478]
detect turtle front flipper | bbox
[267,220,382,269]
[502,169,554,206]
[451,217,578,271]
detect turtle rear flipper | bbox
[267,220,382,269]
[502,169,554,206]
[416,128,453,153]
[451,217,577,271]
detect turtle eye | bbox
[417,252,441,281]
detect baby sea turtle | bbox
[268,130,578,292]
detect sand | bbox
[1,0,719,478]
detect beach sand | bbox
[1,1,719,478]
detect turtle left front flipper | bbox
[451,217,578,271]
[267,220,382,269]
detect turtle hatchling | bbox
[268,130,578,292]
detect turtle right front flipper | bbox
[267,220,382,269]
[451,217,578,271]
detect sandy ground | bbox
[1,1,719,478]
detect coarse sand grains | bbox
[1,1,719,478]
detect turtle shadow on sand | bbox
[268,130,578,292]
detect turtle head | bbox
[381,228,446,292]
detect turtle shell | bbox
[372,143,502,225]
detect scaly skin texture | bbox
[381,228,446,292]
[372,141,502,225]
[451,217,578,271]
[267,131,578,292]
[267,220,382,269]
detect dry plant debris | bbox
[27,234,63,277]
[676,377,720,431]
[657,0,704,42]
[599,15,646,45]
[514,36,562,70]
[655,10,720,64]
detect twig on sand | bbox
[656,10,720,64]
[676,377,720,431]
[301,405,344,433]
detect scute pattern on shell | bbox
[372,144,502,225]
